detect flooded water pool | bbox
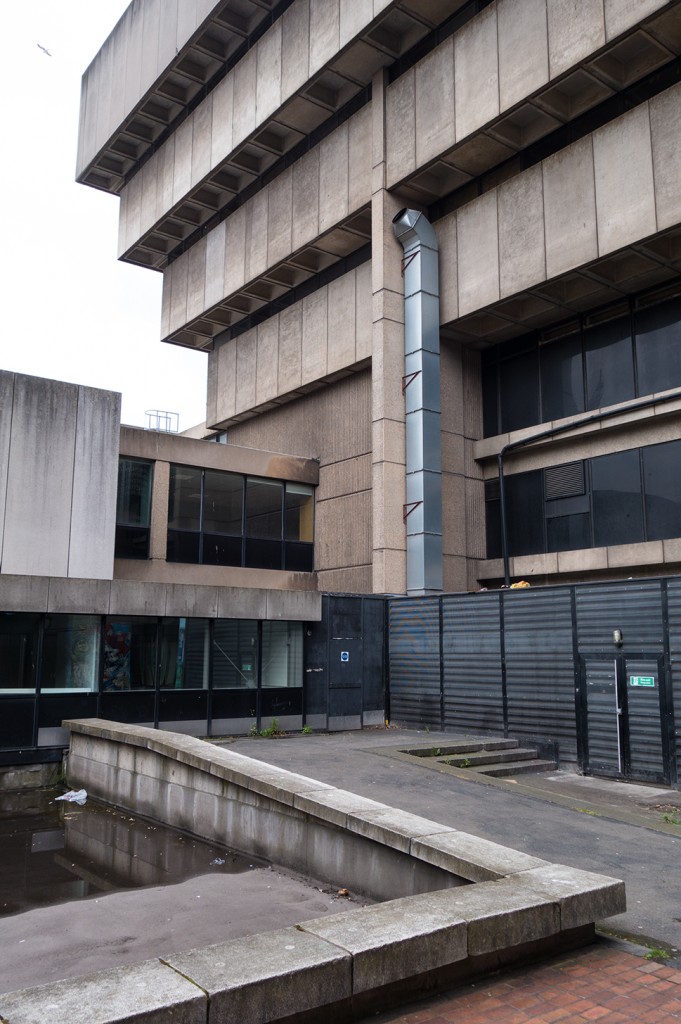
[0,788,266,917]
[0,788,368,994]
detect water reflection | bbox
[0,788,261,917]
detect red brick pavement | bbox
[371,944,681,1024]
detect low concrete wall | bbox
[0,719,626,1024]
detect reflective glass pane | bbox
[285,484,314,542]
[642,440,681,541]
[500,349,540,432]
[0,613,39,692]
[159,618,209,689]
[584,315,634,410]
[202,534,242,566]
[212,620,258,689]
[115,525,149,560]
[244,538,283,570]
[103,618,157,690]
[41,615,100,691]
[635,295,681,397]
[203,470,243,534]
[261,622,303,688]
[591,449,643,547]
[116,459,152,526]
[546,513,591,552]
[168,466,202,530]
[506,471,544,557]
[167,530,200,564]
[245,478,283,539]
[540,334,584,421]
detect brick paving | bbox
[372,943,681,1024]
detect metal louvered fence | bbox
[388,577,681,787]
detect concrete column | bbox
[149,460,170,563]
[371,70,407,595]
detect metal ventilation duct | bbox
[392,208,443,595]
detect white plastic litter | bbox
[54,789,87,805]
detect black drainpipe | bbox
[498,388,681,587]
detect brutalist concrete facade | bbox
[78,0,681,595]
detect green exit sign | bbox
[630,676,655,687]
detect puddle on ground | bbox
[0,788,267,917]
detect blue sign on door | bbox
[340,651,349,663]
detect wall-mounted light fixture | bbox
[612,628,623,647]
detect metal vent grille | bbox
[544,462,584,501]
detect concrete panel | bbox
[140,0,162,95]
[415,40,455,167]
[317,491,372,570]
[282,0,311,96]
[186,235,207,322]
[204,221,225,310]
[245,189,269,281]
[68,386,121,580]
[348,106,372,212]
[292,148,320,252]
[455,4,499,141]
[168,927,350,1022]
[216,587,268,620]
[355,262,372,362]
[2,376,78,577]
[302,894,467,992]
[224,205,247,299]
[123,0,144,127]
[163,584,219,619]
[0,575,50,612]
[213,339,236,425]
[543,136,598,279]
[190,93,213,187]
[233,46,257,145]
[176,0,199,52]
[319,124,349,233]
[302,289,329,384]
[650,82,681,231]
[267,167,293,267]
[436,215,458,325]
[149,460,170,562]
[256,319,280,406]
[46,578,112,614]
[256,19,282,122]
[157,0,179,77]
[109,581,168,616]
[0,371,14,567]
[547,0,606,78]
[265,589,323,620]
[160,268,172,340]
[456,194,500,315]
[159,136,175,226]
[604,0,667,40]
[386,70,416,186]
[0,960,206,1024]
[498,0,549,111]
[278,305,303,394]
[310,0,340,75]
[327,272,357,373]
[169,254,189,336]
[235,332,257,413]
[340,0,373,47]
[172,117,193,207]
[121,172,141,257]
[498,165,546,297]
[211,74,234,168]
[593,103,657,256]
[140,158,159,238]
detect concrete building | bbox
[5,0,681,771]
[76,0,681,596]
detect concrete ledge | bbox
[0,719,626,1024]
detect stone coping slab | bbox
[0,718,626,1024]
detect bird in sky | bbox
[37,43,52,56]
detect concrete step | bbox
[467,758,558,777]
[404,739,519,758]
[440,747,541,768]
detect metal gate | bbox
[579,654,669,783]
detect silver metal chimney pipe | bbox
[392,208,443,595]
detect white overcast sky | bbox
[0,1,208,430]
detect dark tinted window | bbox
[642,439,681,541]
[591,450,643,548]
[116,459,152,559]
[246,479,283,539]
[0,613,39,691]
[168,466,202,530]
[500,348,539,433]
[584,315,633,410]
[540,333,584,421]
[203,470,243,534]
[506,470,543,556]
[635,296,681,397]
